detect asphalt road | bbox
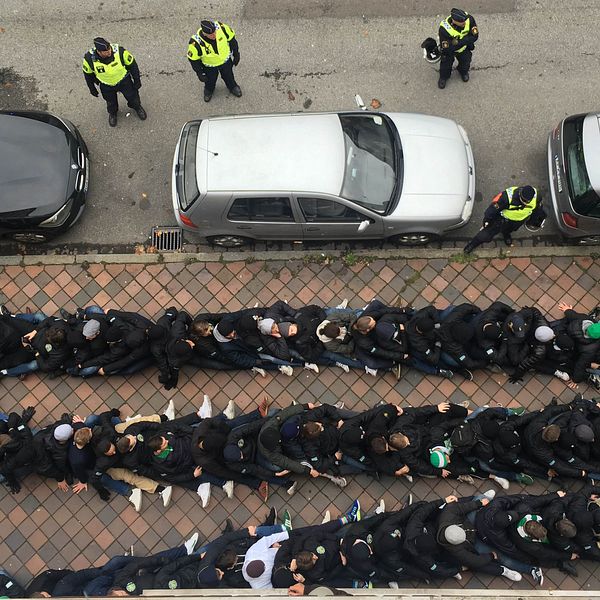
[0,0,598,252]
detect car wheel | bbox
[207,235,250,248]
[390,233,438,246]
[575,235,600,245]
[11,232,48,243]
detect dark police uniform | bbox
[438,8,479,88]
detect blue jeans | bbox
[258,353,303,367]
[465,457,520,481]
[84,305,105,316]
[100,474,131,496]
[475,540,534,573]
[3,360,38,377]
[0,413,7,421]
[321,350,364,369]
[323,307,363,317]
[342,455,369,472]
[85,414,121,427]
[216,408,263,429]
[407,356,439,375]
[13,311,47,324]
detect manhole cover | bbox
[151,226,183,252]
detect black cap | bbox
[483,323,502,340]
[416,317,435,333]
[93,37,111,51]
[450,8,468,21]
[218,321,235,337]
[271,566,296,589]
[507,313,526,338]
[375,321,396,342]
[201,20,216,34]
[105,325,123,343]
[223,443,243,462]
[519,186,536,203]
[555,333,575,351]
[260,428,281,451]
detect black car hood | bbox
[0,114,72,214]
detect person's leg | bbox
[464,220,503,252]
[440,351,460,368]
[115,356,154,375]
[256,524,285,536]
[2,360,39,377]
[475,458,520,482]
[321,350,364,369]
[256,452,282,473]
[456,49,472,76]
[474,541,533,573]
[118,76,141,110]
[218,60,239,91]
[14,311,47,324]
[106,467,159,493]
[99,84,119,115]
[188,355,238,370]
[342,455,370,472]
[439,53,455,80]
[466,406,508,421]
[257,353,302,367]
[84,305,105,316]
[228,408,262,429]
[203,65,219,94]
[405,356,439,375]
[100,473,132,496]
[78,365,100,377]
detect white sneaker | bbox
[321,510,331,524]
[490,474,509,490]
[330,476,347,488]
[375,499,385,514]
[335,362,350,373]
[198,395,212,418]
[483,489,496,500]
[128,488,142,512]
[223,480,234,499]
[184,532,199,555]
[453,573,462,581]
[554,370,570,381]
[278,365,294,376]
[365,366,378,377]
[501,567,522,582]
[405,475,413,483]
[457,474,475,485]
[458,400,470,409]
[531,567,544,586]
[335,299,349,309]
[224,400,236,420]
[334,401,345,410]
[159,485,172,508]
[388,582,399,589]
[197,482,211,507]
[304,363,319,374]
[253,302,259,308]
[252,367,267,378]
[286,481,298,496]
[164,399,175,421]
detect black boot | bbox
[109,113,117,127]
[461,72,470,82]
[204,90,213,103]
[135,106,147,120]
[463,241,476,254]
[438,78,447,89]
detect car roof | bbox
[199,113,345,195]
[583,113,600,192]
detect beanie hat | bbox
[444,524,467,545]
[105,326,123,343]
[280,419,300,441]
[507,313,526,338]
[271,567,296,589]
[147,324,166,341]
[258,318,276,336]
[260,428,281,451]
[414,533,437,554]
[245,560,265,579]
[483,323,502,340]
[196,567,219,587]
[93,37,111,51]
[519,186,536,203]
[278,322,293,338]
[574,423,595,443]
[54,423,74,442]
[430,446,449,468]
[82,319,100,338]
[534,326,555,342]
[202,432,228,453]
[348,541,372,572]
[223,443,243,462]
[218,321,235,337]
[416,317,435,333]
[555,333,575,351]
[238,313,260,333]
[173,340,193,360]
[200,20,216,34]
[375,321,396,342]
[450,321,474,342]
[587,323,600,339]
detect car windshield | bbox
[177,121,201,210]
[563,115,600,218]
[339,114,399,213]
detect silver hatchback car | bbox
[548,112,600,244]
[172,111,475,247]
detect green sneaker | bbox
[507,407,526,416]
[517,473,534,485]
[282,509,293,530]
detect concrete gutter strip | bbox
[1,244,599,267]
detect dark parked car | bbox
[0,110,89,242]
[547,112,600,244]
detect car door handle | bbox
[236,225,252,229]
[306,227,321,231]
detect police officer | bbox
[187,19,242,102]
[463,185,543,254]
[438,8,479,89]
[83,38,146,127]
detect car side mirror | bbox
[357,220,370,233]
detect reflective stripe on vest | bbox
[86,44,128,86]
[192,23,232,67]
[440,17,471,53]
[501,186,538,221]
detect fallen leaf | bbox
[370,98,381,109]
[134,244,146,255]
[0,28,6,33]
[287,90,295,101]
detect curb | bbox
[1,245,598,267]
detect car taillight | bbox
[179,212,197,228]
[562,212,578,228]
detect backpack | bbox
[449,422,476,453]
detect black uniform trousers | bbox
[465,217,524,251]
[440,49,472,79]
[202,59,238,93]
[100,76,141,115]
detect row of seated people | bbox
[3,486,600,596]
[2,393,600,508]
[0,298,599,389]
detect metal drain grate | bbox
[151,226,183,252]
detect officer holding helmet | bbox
[463,186,545,254]
[438,8,479,89]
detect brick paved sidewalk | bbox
[1,255,599,592]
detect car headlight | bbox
[39,198,74,227]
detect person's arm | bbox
[82,53,99,95]
[119,46,141,87]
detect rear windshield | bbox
[177,122,201,210]
[563,115,600,217]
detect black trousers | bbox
[203,59,238,93]
[440,49,472,79]
[465,218,524,251]
[100,76,141,115]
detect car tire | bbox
[11,232,49,243]
[207,235,251,248]
[389,232,438,246]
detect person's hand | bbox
[571,553,579,560]
[98,367,105,376]
[293,573,305,583]
[309,469,320,478]
[337,420,344,429]
[72,482,87,494]
[198,72,208,83]
[215,568,224,580]
[441,469,451,478]
[557,490,567,497]
[307,402,319,409]
[22,331,36,342]
[480,222,489,231]
[491,551,498,560]
[288,583,305,596]
[340,552,347,566]
[290,559,297,572]
[445,495,458,503]
[480,498,490,506]
[133,80,142,90]
[395,465,410,476]
[399,323,405,331]
[395,405,403,415]
[548,468,558,478]
[247,525,257,536]
[558,301,573,312]
[72,415,84,424]
[276,470,290,476]
[57,480,69,492]
[437,402,450,413]
[582,470,587,477]
[90,88,99,97]
[335,451,343,460]
[232,52,240,66]
[193,466,203,478]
